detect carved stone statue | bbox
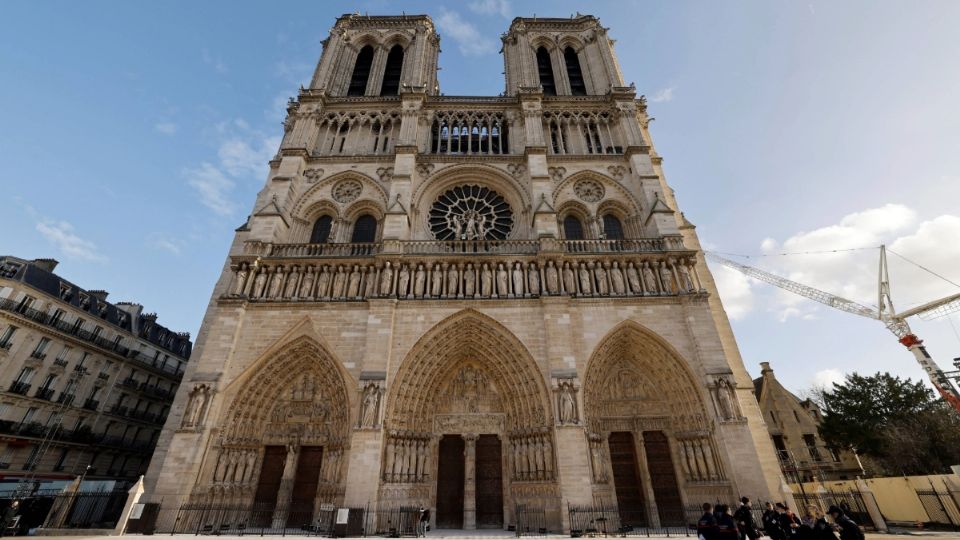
[678,261,695,292]
[610,261,625,295]
[181,384,211,429]
[268,267,284,298]
[446,264,459,297]
[464,263,476,297]
[233,264,249,296]
[527,262,540,296]
[626,261,641,294]
[253,269,268,298]
[413,263,426,297]
[594,263,609,295]
[347,265,362,298]
[397,264,410,297]
[480,263,493,297]
[642,262,658,294]
[317,265,332,298]
[379,262,394,296]
[716,378,738,420]
[512,262,525,297]
[558,382,578,424]
[284,266,300,298]
[578,263,593,295]
[332,265,347,298]
[658,261,675,294]
[545,260,559,294]
[496,263,509,297]
[364,266,377,297]
[562,262,576,294]
[360,385,379,427]
[431,263,443,297]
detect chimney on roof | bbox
[760,362,774,375]
[88,290,109,302]
[142,313,158,324]
[31,258,59,272]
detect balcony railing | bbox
[0,298,188,366]
[8,382,31,395]
[56,393,75,405]
[34,387,55,401]
[83,398,100,411]
[29,351,47,360]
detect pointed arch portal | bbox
[383,310,557,529]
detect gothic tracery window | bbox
[429,185,514,241]
[348,45,374,96]
[536,47,557,96]
[380,45,404,96]
[351,214,378,243]
[310,215,333,244]
[602,214,625,240]
[564,47,587,95]
[563,215,585,240]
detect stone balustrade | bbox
[224,248,705,303]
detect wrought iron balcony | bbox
[83,398,100,411]
[52,358,68,368]
[34,387,55,401]
[8,382,31,395]
[29,351,47,360]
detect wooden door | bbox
[252,446,287,526]
[609,432,648,527]
[475,435,503,528]
[642,431,684,526]
[287,446,324,527]
[436,435,465,529]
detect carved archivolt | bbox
[583,321,709,433]
[385,310,552,434]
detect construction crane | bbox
[706,246,960,414]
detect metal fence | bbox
[367,506,419,537]
[514,504,547,537]
[568,503,694,537]
[43,488,130,529]
[170,501,368,536]
[0,490,61,534]
[793,489,875,530]
[915,489,960,529]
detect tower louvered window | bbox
[536,47,556,96]
[348,46,374,96]
[565,47,586,95]
[380,45,404,96]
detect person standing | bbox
[762,502,785,540]
[418,506,430,537]
[715,505,741,540]
[827,506,863,540]
[698,503,718,540]
[734,497,759,540]
[776,503,801,537]
[0,500,19,537]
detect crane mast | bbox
[705,247,960,413]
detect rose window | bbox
[428,185,514,241]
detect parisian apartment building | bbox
[0,256,191,492]
[753,362,864,483]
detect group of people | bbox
[697,497,865,540]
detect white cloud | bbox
[468,0,511,18]
[218,135,280,177]
[721,204,960,321]
[812,368,845,389]
[154,121,178,135]
[711,264,755,320]
[147,234,183,256]
[436,9,498,57]
[185,163,236,216]
[36,221,106,262]
[649,86,676,103]
[202,48,228,74]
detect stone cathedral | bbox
[144,13,790,532]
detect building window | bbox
[0,326,16,349]
[54,448,69,471]
[21,445,40,470]
[31,337,51,358]
[602,214,625,240]
[91,326,103,339]
[0,446,14,468]
[50,309,65,325]
[16,295,35,313]
[0,403,9,418]
[71,317,84,333]
[310,216,333,244]
[380,44,404,96]
[56,345,72,361]
[15,367,36,385]
[564,47,586,95]
[793,410,801,423]
[39,374,57,392]
[803,434,821,461]
[536,47,556,96]
[347,45,374,96]
[77,352,90,369]
[350,214,378,243]
[563,215,585,240]
[21,407,37,425]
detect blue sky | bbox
[2,0,959,394]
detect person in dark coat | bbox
[776,503,801,537]
[715,505,741,540]
[698,503,718,540]
[0,500,18,538]
[734,497,759,540]
[762,502,785,540]
[827,506,863,540]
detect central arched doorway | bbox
[583,322,733,528]
[381,310,556,530]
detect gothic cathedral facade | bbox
[145,14,790,532]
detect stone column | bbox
[633,432,661,528]
[853,478,887,532]
[463,434,478,529]
[272,444,300,528]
